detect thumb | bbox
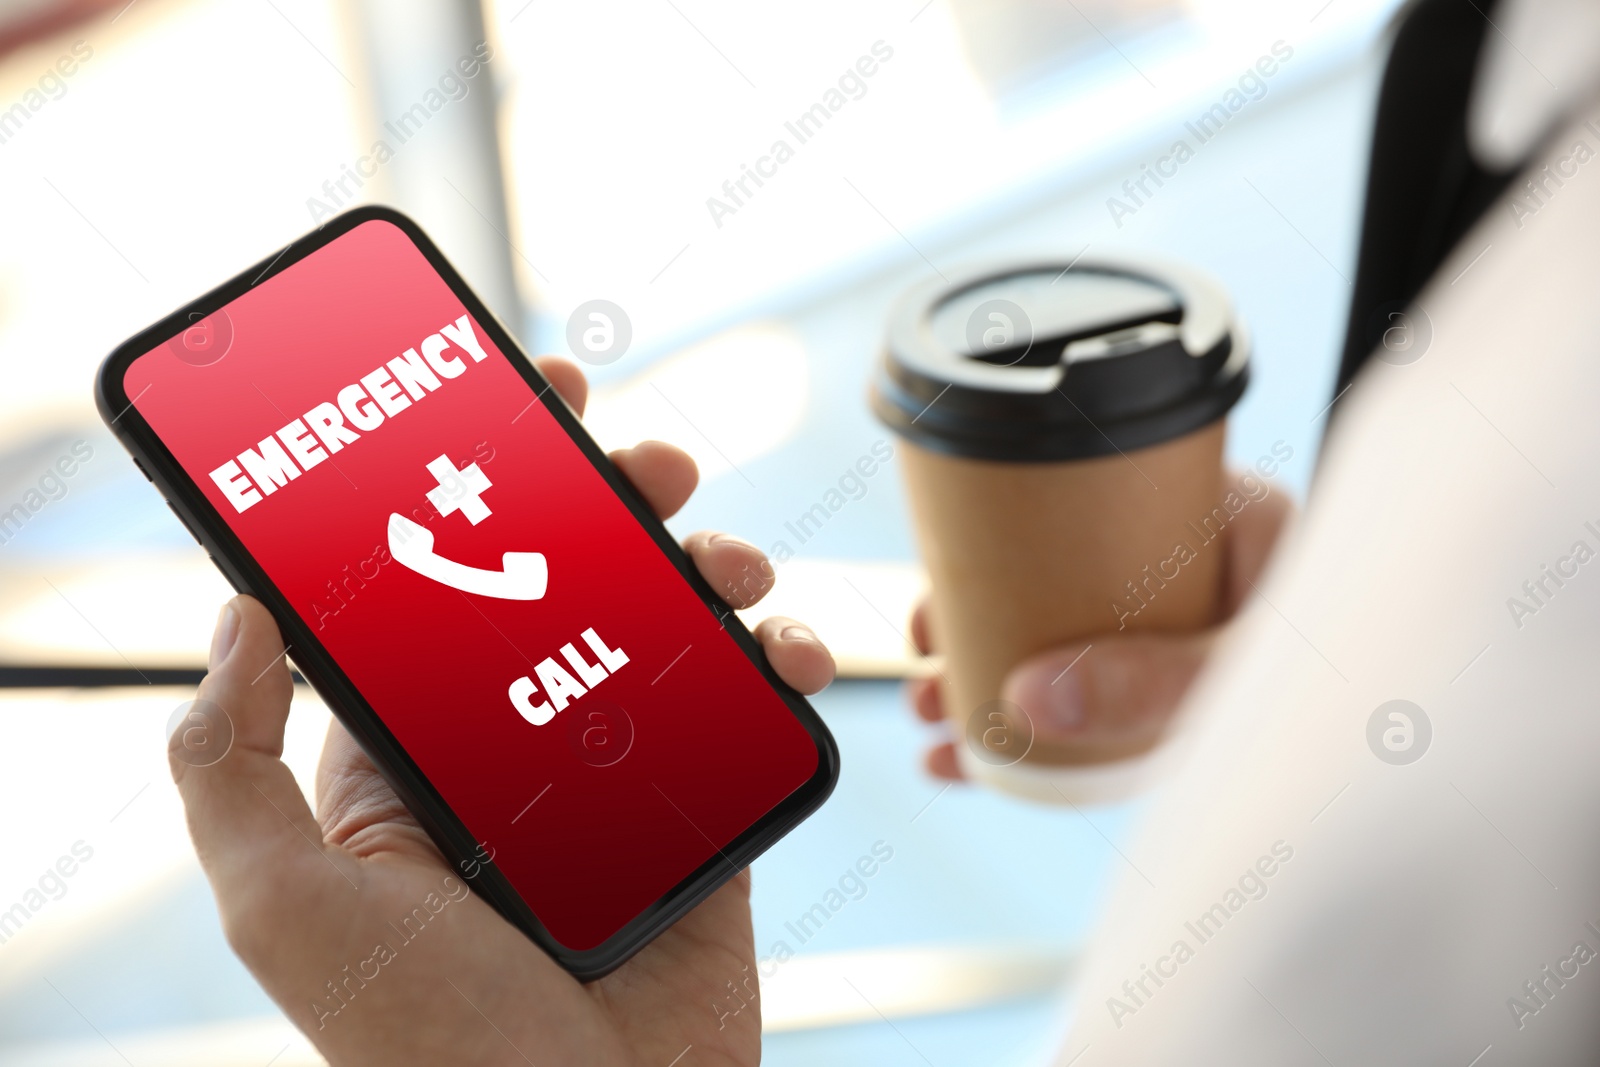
[1002,631,1213,764]
[175,597,357,950]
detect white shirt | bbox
[1055,6,1600,1062]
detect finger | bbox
[924,742,964,781]
[1222,483,1295,616]
[909,598,934,656]
[532,355,589,419]
[1002,632,1212,762]
[906,676,944,723]
[178,598,359,930]
[682,531,775,611]
[611,440,699,520]
[752,616,835,695]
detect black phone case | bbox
[94,204,840,980]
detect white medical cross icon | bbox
[425,453,493,525]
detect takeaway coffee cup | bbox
[870,256,1248,797]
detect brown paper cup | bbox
[902,420,1226,768]
[870,256,1248,791]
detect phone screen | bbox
[122,218,823,951]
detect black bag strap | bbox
[1331,0,1516,406]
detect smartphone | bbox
[96,206,839,979]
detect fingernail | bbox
[709,532,760,553]
[779,624,819,644]
[209,602,240,670]
[1037,671,1084,731]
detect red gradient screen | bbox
[125,219,819,949]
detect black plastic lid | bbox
[870,257,1249,462]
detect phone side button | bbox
[166,501,202,545]
[132,456,152,481]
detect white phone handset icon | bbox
[387,513,548,600]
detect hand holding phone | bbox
[99,208,840,1052]
[103,211,838,985]
[183,363,826,1063]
